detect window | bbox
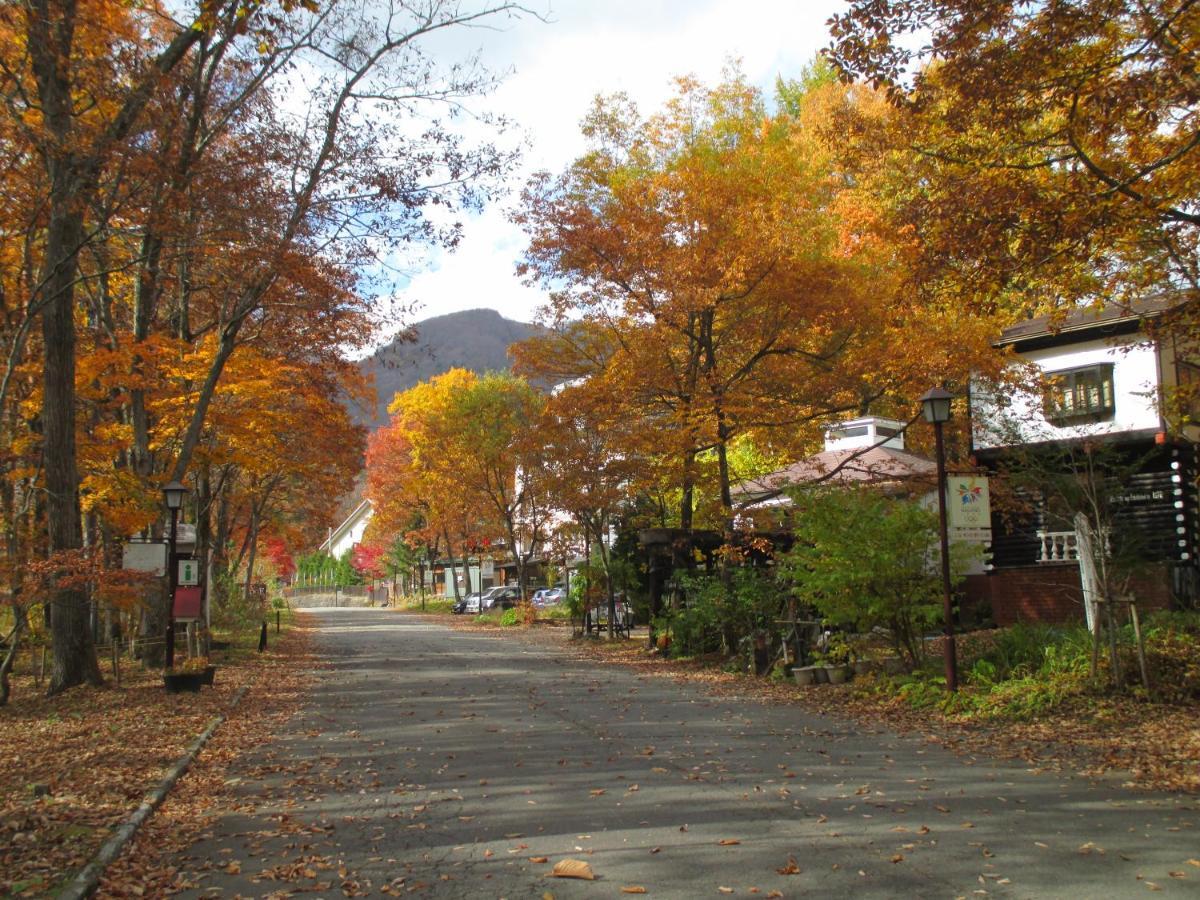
[828,425,868,439]
[1044,363,1115,424]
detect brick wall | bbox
[975,563,1173,627]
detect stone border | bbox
[56,685,250,900]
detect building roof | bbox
[320,498,373,553]
[996,296,1184,348]
[733,445,937,508]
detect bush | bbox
[664,570,784,659]
[781,487,976,668]
[499,607,521,627]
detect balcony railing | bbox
[1036,529,1110,563]
[1037,530,1078,563]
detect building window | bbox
[1044,363,1115,424]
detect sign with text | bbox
[178,558,199,586]
[948,476,992,541]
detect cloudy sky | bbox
[388,0,846,328]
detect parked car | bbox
[533,586,565,607]
[483,585,522,610]
[452,592,484,615]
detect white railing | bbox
[1037,528,1112,563]
[1037,530,1078,563]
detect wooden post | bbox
[1128,599,1150,691]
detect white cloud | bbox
[371,0,845,330]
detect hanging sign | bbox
[178,558,199,586]
[480,559,494,577]
[122,542,167,575]
[948,476,992,542]
[173,586,202,618]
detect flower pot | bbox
[813,665,830,684]
[163,672,203,693]
[825,665,850,685]
[201,665,216,686]
[793,666,819,687]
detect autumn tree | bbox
[827,1,1200,318]
[367,369,495,603]
[1,0,530,692]
[516,70,993,550]
[538,379,642,635]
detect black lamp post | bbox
[920,387,959,692]
[162,480,187,670]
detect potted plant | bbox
[822,635,853,684]
[793,664,821,686]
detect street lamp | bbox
[920,387,959,692]
[162,480,187,670]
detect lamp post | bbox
[920,387,959,692]
[162,480,187,670]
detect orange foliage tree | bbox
[0,0,529,692]
[515,69,1001,544]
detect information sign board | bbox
[178,558,199,586]
[122,542,167,575]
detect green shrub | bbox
[667,570,784,658]
[499,608,521,627]
[781,487,976,668]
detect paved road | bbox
[176,609,1198,898]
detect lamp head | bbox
[162,480,187,510]
[919,386,954,425]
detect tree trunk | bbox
[243,503,260,604]
[42,200,103,695]
[0,606,27,706]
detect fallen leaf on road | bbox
[1188,860,1200,868]
[776,856,800,875]
[621,887,647,894]
[551,859,595,880]
[530,856,549,864]
[891,854,904,863]
[718,888,734,894]
[224,861,242,875]
[718,839,741,846]
[590,789,606,796]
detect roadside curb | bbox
[56,684,250,900]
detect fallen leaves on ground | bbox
[449,617,1200,795]
[96,618,318,898]
[0,622,314,898]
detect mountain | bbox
[352,308,542,428]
